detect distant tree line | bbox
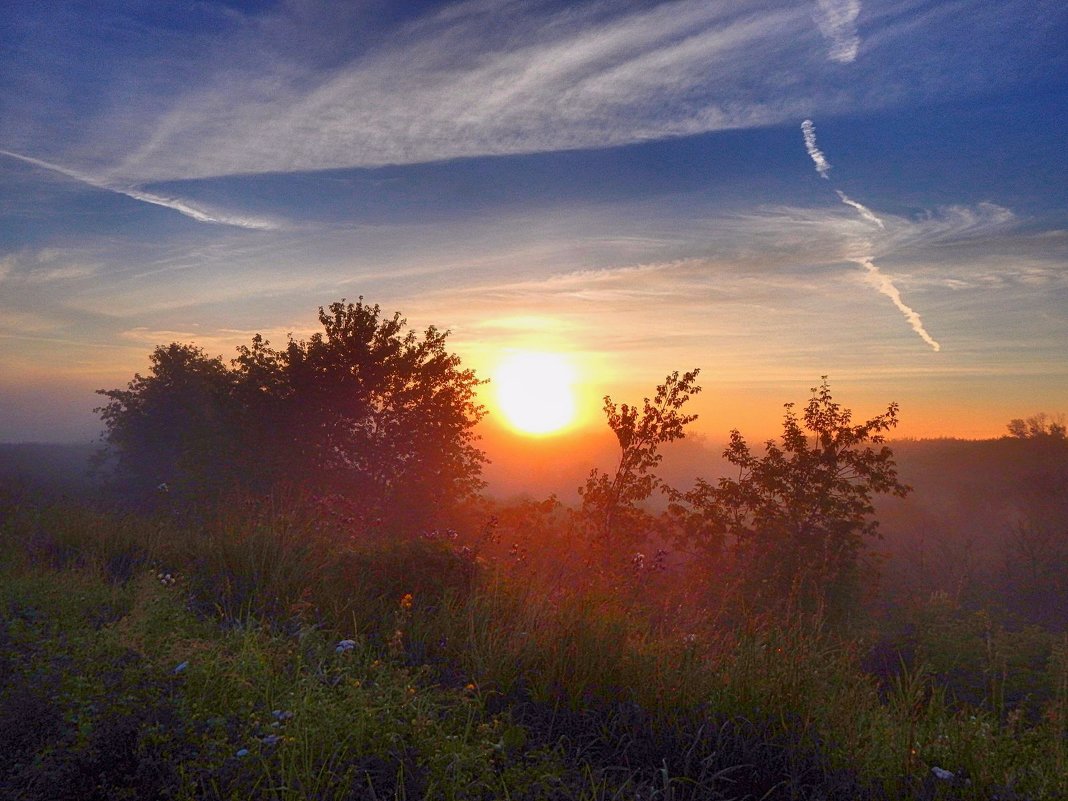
[1006,412,1066,440]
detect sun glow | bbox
[493,351,578,436]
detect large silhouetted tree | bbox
[678,379,909,618]
[98,299,486,528]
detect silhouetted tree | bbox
[580,369,701,558]
[96,343,239,500]
[98,299,486,528]
[234,299,487,528]
[678,379,909,618]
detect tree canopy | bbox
[97,299,486,529]
[676,379,910,618]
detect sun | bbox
[493,351,577,436]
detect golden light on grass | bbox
[492,351,578,436]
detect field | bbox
[2,489,1065,801]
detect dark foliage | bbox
[503,693,888,801]
[876,434,1068,630]
[96,299,486,530]
[676,379,910,619]
[579,369,701,561]
[0,617,195,800]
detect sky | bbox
[1,0,1067,458]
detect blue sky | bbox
[1,0,1066,444]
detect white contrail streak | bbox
[0,149,277,230]
[799,120,940,351]
[854,255,941,351]
[801,119,831,178]
[836,190,884,228]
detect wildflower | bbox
[335,639,357,654]
[399,593,413,611]
[173,661,189,674]
[261,734,282,746]
[235,748,249,758]
[464,682,477,694]
[157,482,169,493]
[931,767,955,781]
[271,709,294,722]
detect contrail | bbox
[801,119,831,178]
[835,190,884,228]
[799,120,941,351]
[855,255,941,351]
[0,149,277,230]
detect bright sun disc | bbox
[493,352,577,435]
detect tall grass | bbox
[3,492,1066,799]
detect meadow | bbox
[1,486,1065,801]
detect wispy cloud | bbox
[813,0,861,63]
[37,1,823,182]
[801,120,831,178]
[119,325,316,354]
[0,149,279,230]
[5,0,1060,186]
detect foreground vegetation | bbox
[2,494,1065,801]
[4,300,1065,798]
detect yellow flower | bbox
[399,593,414,611]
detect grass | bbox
[0,564,566,800]
[1,494,1065,800]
